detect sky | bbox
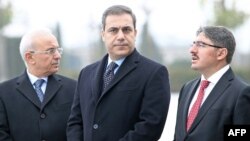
[3,0,250,53]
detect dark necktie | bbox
[186,80,210,131]
[103,62,118,90]
[34,79,45,102]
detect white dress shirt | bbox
[188,65,230,113]
[27,70,48,94]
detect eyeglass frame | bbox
[29,47,63,55]
[192,41,224,48]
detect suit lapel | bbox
[41,75,62,109]
[16,72,41,108]
[16,73,63,109]
[99,50,139,100]
[182,79,200,133]
[188,69,234,132]
[91,56,107,102]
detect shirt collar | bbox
[26,69,48,85]
[107,57,126,67]
[201,65,230,84]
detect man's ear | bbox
[217,48,228,61]
[101,30,105,42]
[25,52,35,65]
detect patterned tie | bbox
[34,79,45,102]
[103,62,118,90]
[186,80,210,131]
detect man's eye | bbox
[108,28,118,33]
[47,48,56,54]
[122,27,132,33]
[199,43,205,47]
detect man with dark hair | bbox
[67,5,171,141]
[174,26,250,141]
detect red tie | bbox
[186,80,210,131]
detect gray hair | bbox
[19,28,53,66]
[101,5,136,30]
[196,26,236,63]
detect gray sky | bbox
[5,0,250,53]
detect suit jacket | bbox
[174,68,250,141]
[67,49,171,141]
[0,72,77,141]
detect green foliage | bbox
[201,0,249,29]
[233,67,250,84]
[168,59,199,92]
[0,2,12,29]
[168,59,250,93]
[212,5,248,28]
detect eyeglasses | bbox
[30,47,63,55]
[192,41,224,48]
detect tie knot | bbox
[106,62,118,72]
[200,80,210,89]
[34,79,44,88]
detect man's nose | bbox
[53,50,61,59]
[117,30,125,39]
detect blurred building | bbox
[0,24,25,82]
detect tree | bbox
[0,0,12,29]
[200,0,249,29]
[138,4,163,64]
[139,21,163,63]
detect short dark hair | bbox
[101,5,136,30]
[196,26,236,63]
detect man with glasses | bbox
[0,28,76,141]
[174,26,250,141]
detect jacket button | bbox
[93,124,98,129]
[40,113,46,119]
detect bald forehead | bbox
[25,29,56,47]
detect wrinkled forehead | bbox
[33,34,59,49]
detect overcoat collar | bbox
[16,71,62,110]
[91,49,140,103]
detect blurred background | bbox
[1,0,250,90]
[0,0,250,140]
